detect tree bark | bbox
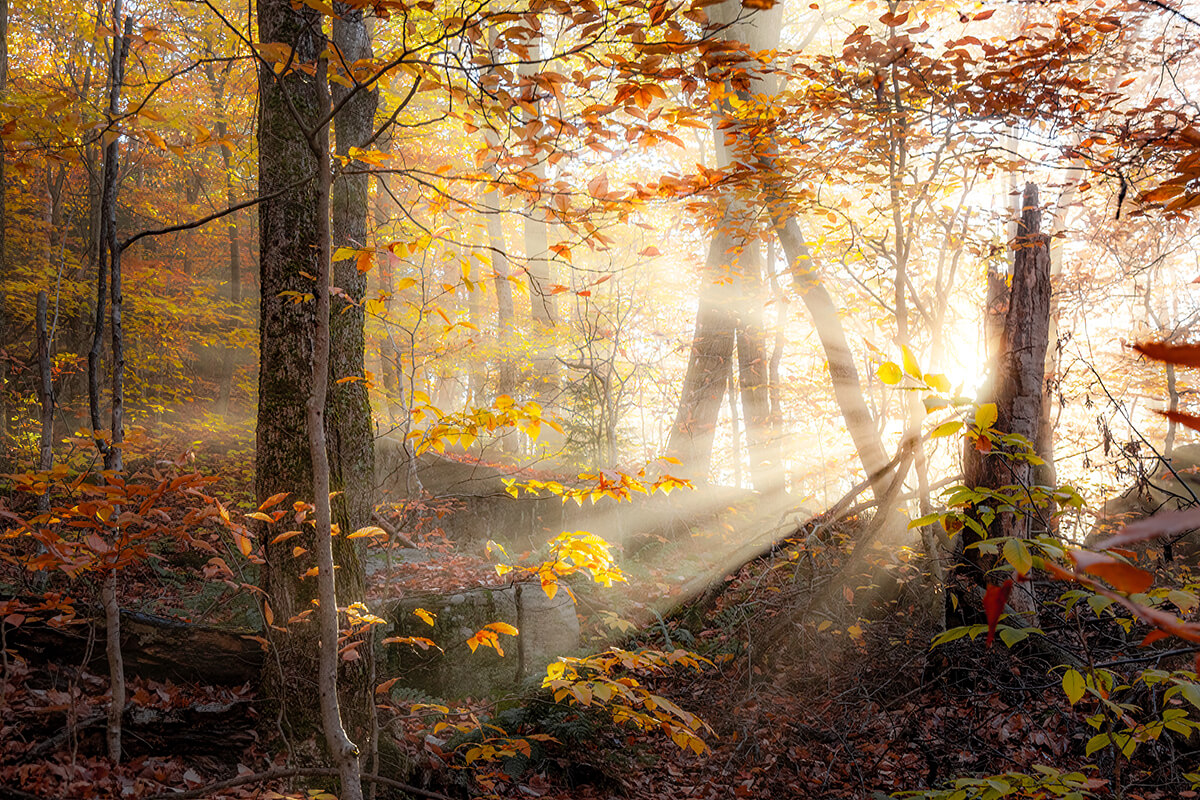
[309,56,365,800]
[255,0,367,759]
[328,1,377,755]
[330,4,377,552]
[36,292,53,513]
[959,183,1051,617]
[772,218,891,496]
[667,230,737,480]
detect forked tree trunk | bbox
[958,183,1051,618]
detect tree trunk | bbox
[958,183,1051,619]
[309,56,365,800]
[0,0,6,298]
[92,6,132,762]
[255,0,367,757]
[205,60,242,416]
[772,218,891,497]
[36,292,53,513]
[666,230,737,481]
[517,23,558,384]
[372,168,404,424]
[0,0,7,441]
[328,1,378,755]
[734,244,780,494]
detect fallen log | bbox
[666,438,932,623]
[6,604,263,686]
[15,701,257,762]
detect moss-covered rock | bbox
[381,582,579,699]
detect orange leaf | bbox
[259,492,290,511]
[1069,549,1153,594]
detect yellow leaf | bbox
[487,621,519,636]
[900,345,921,379]
[924,372,951,393]
[930,420,963,439]
[877,361,902,385]
[414,607,436,626]
[1003,537,1033,576]
[347,525,386,539]
[975,402,998,430]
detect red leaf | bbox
[1092,507,1200,550]
[1159,409,1200,433]
[984,580,1013,647]
[1140,629,1170,647]
[1133,341,1200,368]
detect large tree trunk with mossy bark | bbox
[255,0,369,758]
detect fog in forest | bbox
[8,0,1200,795]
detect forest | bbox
[6,0,1200,797]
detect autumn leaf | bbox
[930,420,963,438]
[877,361,902,384]
[1158,409,1200,433]
[1133,341,1200,368]
[974,403,998,430]
[983,580,1013,647]
[1062,668,1085,705]
[1068,549,1153,594]
[414,607,436,626]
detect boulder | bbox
[380,581,580,699]
[1092,444,1200,558]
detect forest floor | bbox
[2,469,1198,799]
